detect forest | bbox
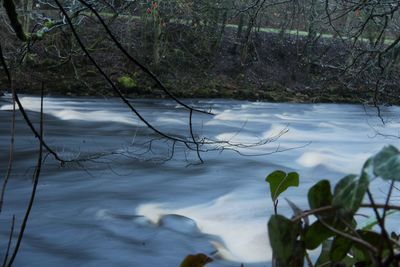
[1,0,400,103]
[1,0,400,267]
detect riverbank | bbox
[1,17,398,105]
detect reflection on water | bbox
[0,95,400,266]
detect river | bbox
[0,95,399,266]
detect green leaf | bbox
[286,198,309,227]
[352,230,391,265]
[373,145,400,181]
[356,230,387,251]
[266,170,299,201]
[315,239,332,267]
[268,215,300,264]
[352,245,371,266]
[303,220,333,250]
[333,163,369,215]
[308,180,332,210]
[330,236,353,262]
[285,198,303,216]
[316,238,356,266]
[290,241,305,267]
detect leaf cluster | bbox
[266,145,400,267]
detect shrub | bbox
[266,145,400,267]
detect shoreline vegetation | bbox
[1,4,399,105]
[0,29,391,105]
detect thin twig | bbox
[189,109,203,163]
[6,86,45,267]
[2,215,15,267]
[291,205,336,222]
[319,219,378,255]
[366,189,394,261]
[0,43,16,212]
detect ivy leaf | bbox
[330,235,353,262]
[315,239,332,267]
[352,245,371,266]
[356,230,388,251]
[268,215,301,265]
[308,180,332,210]
[303,220,333,250]
[352,230,391,265]
[285,198,302,216]
[266,170,299,201]
[333,160,369,215]
[373,145,400,181]
[317,239,356,267]
[286,198,309,227]
[290,241,305,267]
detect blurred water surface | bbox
[1,95,399,266]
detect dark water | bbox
[0,96,399,266]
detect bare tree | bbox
[0,1,289,265]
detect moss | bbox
[117,75,137,89]
[44,20,55,28]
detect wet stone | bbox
[159,214,200,235]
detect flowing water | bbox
[0,95,400,266]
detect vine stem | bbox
[291,204,400,223]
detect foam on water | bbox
[263,123,365,142]
[296,150,371,173]
[154,117,187,125]
[215,132,265,144]
[1,96,144,126]
[213,110,274,123]
[52,109,142,125]
[137,192,271,263]
[1,97,92,111]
